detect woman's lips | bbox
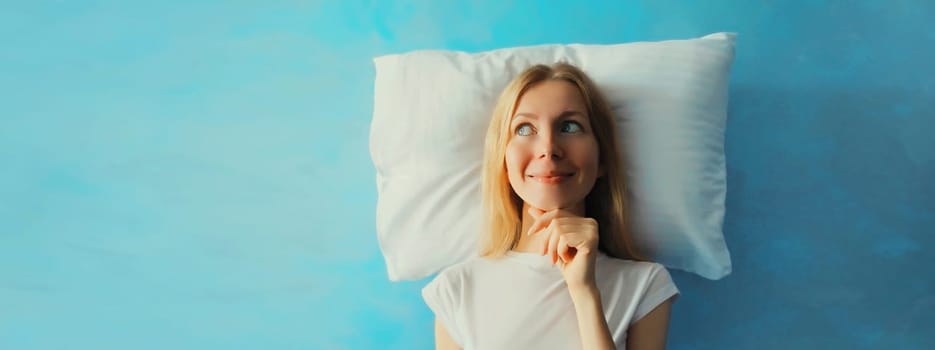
[528,173,573,184]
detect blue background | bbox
[2,1,932,349]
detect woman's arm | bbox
[569,285,617,350]
[625,298,674,350]
[571,289,675,350]
[434,318,462,350]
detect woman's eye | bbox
[515,124,534,136]
[561,121,583,133]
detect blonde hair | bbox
[479,62,645,261]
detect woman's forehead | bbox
[513,81,587,116]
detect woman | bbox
[423,63,679,350]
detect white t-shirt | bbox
[422,250,679,350]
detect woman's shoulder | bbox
[597,252,665,269]
[430,255,486,283]
[595,253,671,282]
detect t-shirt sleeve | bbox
[631,263,680,325]
[421,270,463,346]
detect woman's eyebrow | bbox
[512,110,586,121]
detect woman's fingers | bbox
[540,220,552,255]
[550,230,561,264]
[557,235,569,264]
[528,210,600,268]
[546,223,561,263]
[526,208,555,235]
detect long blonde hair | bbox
[479,62,645,261]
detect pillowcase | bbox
[370,32,735,281]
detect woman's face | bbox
[506,80,603,211]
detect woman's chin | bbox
[525,200,570,212]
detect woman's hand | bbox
[526,207,600,290]
[528,208,617,350]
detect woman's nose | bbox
[537,133,563,159]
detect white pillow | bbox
[370,32,735,281]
